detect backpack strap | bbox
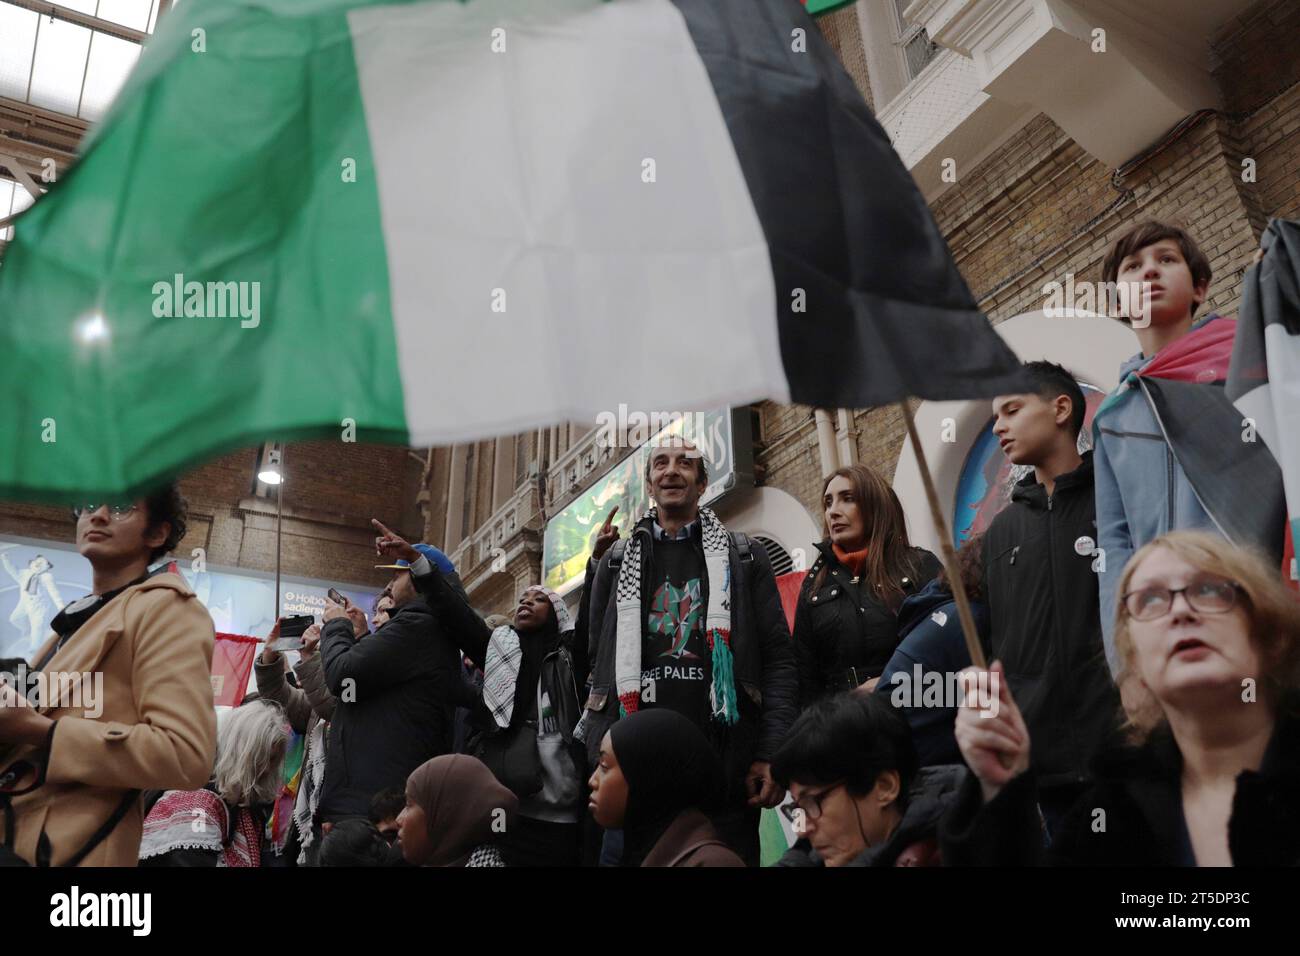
[608,537,629,569]
[731,532,754,563]
[58,789,141,867]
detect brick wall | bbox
[0,440,424,591]
[817,4,874,111]
[1218,2,1300,226]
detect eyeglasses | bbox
[780,781,845,829]
[1122,575,1242,621]
[72,502,138,521]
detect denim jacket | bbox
[1092,315,1226,674]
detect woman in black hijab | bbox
[587,709,744,867]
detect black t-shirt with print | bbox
[641,537,711,728]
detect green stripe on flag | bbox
[760,806,792,866]
[0,0,408,501]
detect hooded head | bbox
[397,755,518,866]
[514,584,574,636]
[590,709,724,867]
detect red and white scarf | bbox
[139,789,261,867]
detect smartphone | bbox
[327,587,347,606]
[269,614,314,651]
[279,614,314,638]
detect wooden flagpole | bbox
[898,401,987,670]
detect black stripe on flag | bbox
[1143,376,1285,562]
[669,0,1027,407]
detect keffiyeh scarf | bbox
[616,507,737,724]
[483,585,573,729]
[465,844,506,867]
[139,789,261,867]
[292,719,328,863]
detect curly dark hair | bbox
[142,483,188,563]
[936,531,986,602]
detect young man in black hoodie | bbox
[983,361,1120,837]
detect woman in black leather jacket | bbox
[794,464,940,705]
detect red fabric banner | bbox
[212,632,259,707]
[775,571,807,635]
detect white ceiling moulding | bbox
[911,0,1254,169]
[876,41,1035,201]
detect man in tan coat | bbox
[0,484,216,866]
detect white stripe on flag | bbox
[1235,322,1300,529]
[1261,323,1300,524]
[348,0,786,443]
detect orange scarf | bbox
[831,543,868,578]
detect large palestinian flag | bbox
[0,0,1023,501]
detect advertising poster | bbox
[541,409,735,594]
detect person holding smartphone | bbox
[314,531,466,829]
[255,616,340,864]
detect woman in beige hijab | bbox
[397,754,518,866]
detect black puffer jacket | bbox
[981,452,1120,789]
[581,516,798,807]
[776,764,966,867]
[940,709,1300,866]
[317,597,463,821]
[794,541,940,704]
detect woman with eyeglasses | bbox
[772,692,963,867]
[941,531,1300,866]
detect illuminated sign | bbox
[541,408,747,594]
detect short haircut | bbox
[142,482,188,564]
[1114,530,1300,743]
[369,786,406,824]
[1023,360,1086,438]
[643,439,709,486]
[319,819,395,867]
[771,692,918,807]
[1101,220,1212,318]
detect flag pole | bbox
[898,401,988,670]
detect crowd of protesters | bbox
[1,220,1298,868]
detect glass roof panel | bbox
[27,17,93,115]
[0,4,39,101]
